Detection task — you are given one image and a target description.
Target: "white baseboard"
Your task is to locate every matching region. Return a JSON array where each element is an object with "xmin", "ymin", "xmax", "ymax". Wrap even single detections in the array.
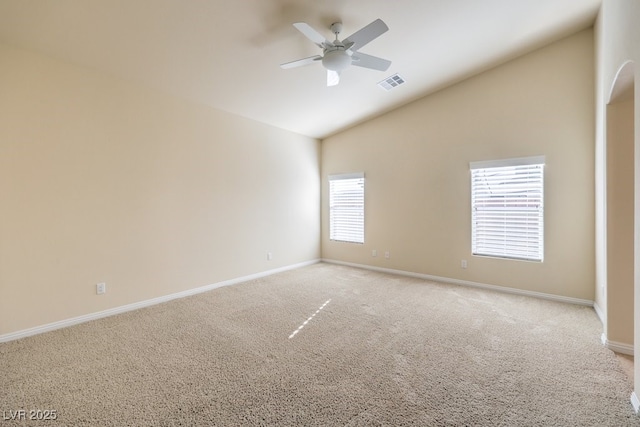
[
  {"xmin": 631, "ymin": 392, "xmax": 640, "ymax": 414},
  {"xmin": 322, "ymin": 258, "xmax": 594, "ymax": 307},
  {"xmin": 601, "ymin": 333, "xmax": 634, "ymax": 355},
  {"xmin": 0, "ymin": 259, "xmax": 320, "ymax": 344}
]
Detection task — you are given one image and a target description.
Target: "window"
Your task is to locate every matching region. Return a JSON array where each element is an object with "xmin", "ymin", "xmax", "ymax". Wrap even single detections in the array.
[
  {"xmin": 329, "ymin": 173, "xmax": 364, "ymax": 244},
  {"xmin": 470, "ymin": 156, "xmax": 544, "ymax": 262}
]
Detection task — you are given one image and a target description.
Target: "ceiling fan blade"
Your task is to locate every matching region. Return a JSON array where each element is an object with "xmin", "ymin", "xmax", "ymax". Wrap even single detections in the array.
[
  {"xmin": 327, "ymin": 70, "xmax": 340, "ymax": 86},
  {"xmin": 351, "ymin": 53, "xmax": 391, "ymax": 71},
  {"xmin": 293, "ymin": 22, "xmax": 333, "ymax": 49},
  {"xmin": 280, "ymin": 55, "xmax": 322, "ymax": 69},
  {"xmin": 343, "ymin": 19, "xmax": 388, "ymax": 52}
]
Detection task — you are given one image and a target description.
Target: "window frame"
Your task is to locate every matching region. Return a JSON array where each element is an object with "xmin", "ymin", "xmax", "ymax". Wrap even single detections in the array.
[
  {"xmin": 328, "ymin": 172, "xmax": 365, "ymax": 244},
  {"xmin": 470, "ymin": 156, "xmax": 545, "ymax": 262}
]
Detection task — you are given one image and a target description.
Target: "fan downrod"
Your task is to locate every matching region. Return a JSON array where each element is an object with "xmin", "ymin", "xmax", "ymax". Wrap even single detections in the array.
[{"xmin": 330, "ymin": 22, "xmax": 343, "ymax": 38}]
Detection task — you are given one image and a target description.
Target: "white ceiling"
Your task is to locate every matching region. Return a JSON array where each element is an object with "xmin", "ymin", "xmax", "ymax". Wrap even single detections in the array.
[{"xmin": 0, "ymin": 0, "xmax": 601, "ymax": 139}]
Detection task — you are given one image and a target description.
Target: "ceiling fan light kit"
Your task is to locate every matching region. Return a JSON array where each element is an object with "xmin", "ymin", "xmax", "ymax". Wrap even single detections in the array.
[
  {"xmin": 281, "ymin": 18, "xmax": 392, "ymax": 86},
  {"xmin": 322, "ymin": 49, "xmax": 351, "ymax": 71}
]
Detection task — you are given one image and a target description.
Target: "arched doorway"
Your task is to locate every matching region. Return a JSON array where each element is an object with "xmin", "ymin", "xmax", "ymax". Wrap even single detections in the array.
[
  {"xmin": 605, "ymin": 60, "xmax": 637, "ymax": 410},
  {"xmin": 605, "ymin": 60, "xmax": 635, "ymax": 354}
]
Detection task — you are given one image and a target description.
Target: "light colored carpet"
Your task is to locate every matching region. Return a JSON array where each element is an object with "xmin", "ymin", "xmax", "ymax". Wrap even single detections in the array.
[
  {"xmin": 616, "ymin": 353, "xmax": 635, "ymax": 383},
  {"xmin": 1, "ymin": 263, "xmax": 638, "ymax": 426}
]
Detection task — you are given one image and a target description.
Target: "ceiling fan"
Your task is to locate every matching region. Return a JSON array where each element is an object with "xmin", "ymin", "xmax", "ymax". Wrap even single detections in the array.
[{"xmin": 280, "ymin": 19, "xmax": 391, "ymax": 86}]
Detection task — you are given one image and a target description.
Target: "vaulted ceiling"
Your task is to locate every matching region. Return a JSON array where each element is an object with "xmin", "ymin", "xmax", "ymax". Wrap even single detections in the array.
[{"xmin": 0, "ymin": 0, "xmax": 601, "ymax": 139}]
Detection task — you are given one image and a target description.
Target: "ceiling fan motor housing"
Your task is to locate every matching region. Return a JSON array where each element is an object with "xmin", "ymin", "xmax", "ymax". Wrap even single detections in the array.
[{"xmin": 322, "ymin": 48, "xmax": 351, "ymax": 71}]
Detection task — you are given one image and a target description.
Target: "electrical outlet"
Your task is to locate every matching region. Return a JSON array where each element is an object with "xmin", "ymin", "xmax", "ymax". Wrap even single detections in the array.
[
  {"xmin": 267, "ymin": 252, "xmax": 272, "ymax": 261},
  {"xmin": 372, "ymin": 249, "xmax": 377, "ymax": 257},
  {"xmin": 461, "ymin": 259, "xmax": 468, "ymax": 269},
  {"xmin": 384, "ymin": 251, "xmax": 390, "ymax": 259},
  {"xmin": 96, "ymin": 282, "xmax": 106, "ymax": 295}
]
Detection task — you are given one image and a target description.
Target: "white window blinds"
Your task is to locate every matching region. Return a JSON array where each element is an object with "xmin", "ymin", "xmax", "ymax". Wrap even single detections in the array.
[
  {"xmin": 329, "ymin": 173, "xmax": 365, "ymax": 244},
  {"xmin": 470, "ymin": 156, "xmax": 544, "ymax": 262}
]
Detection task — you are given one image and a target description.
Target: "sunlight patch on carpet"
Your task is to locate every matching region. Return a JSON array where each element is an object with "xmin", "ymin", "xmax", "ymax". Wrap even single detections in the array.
[{"xmin": 288, "ymin": 299, "xmax": 331, "ymax": 339}]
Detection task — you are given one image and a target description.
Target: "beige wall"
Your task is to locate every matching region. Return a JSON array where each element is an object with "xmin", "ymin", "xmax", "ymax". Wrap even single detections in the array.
[
  {"xmin": 606, "ymin": 97, "xmax": 634, "ymax": 345},
  {"xmin": 322, "ymin": 29, "xmax": 595, "ymax": 301},
  {"xmin": 0, "ymin": 43, "xmax": 321, "ymax": 336}
]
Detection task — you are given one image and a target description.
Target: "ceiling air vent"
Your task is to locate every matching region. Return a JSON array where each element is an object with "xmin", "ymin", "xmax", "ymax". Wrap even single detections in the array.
[{"xmin": 378, "ymin": 74, "xmax": 405, "ymax": 91}]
